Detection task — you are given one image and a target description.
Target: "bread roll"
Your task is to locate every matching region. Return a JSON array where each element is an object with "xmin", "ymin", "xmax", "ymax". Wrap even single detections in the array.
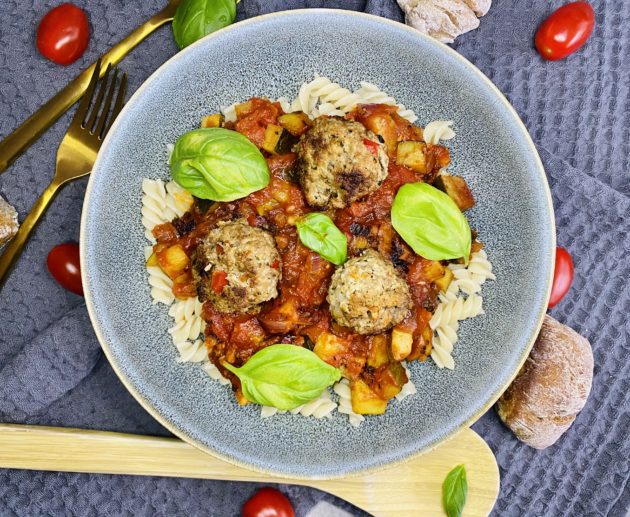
[
  {"xmin": 496, "ymin": 315, "xmax": 593, "ymax": 449},
  {"xmin": 398, "ymin": 0, "xmax": 490, "ymax": 43},
  {"xmin": 0, "ymin": 195, "xmax": 18, "ymax": 246}
]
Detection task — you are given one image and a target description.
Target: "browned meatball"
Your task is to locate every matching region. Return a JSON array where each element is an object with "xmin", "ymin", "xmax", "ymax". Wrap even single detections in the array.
[
  {"xmin": 193, "ymin": 220, "xmax": 281, "ymax": 314},
  {"xmin": 327, "ymin": 249, "xmax": 412, "ymax": 335},
  {"xmin": 295, "ymin": 117, "xmax": 388, "ymax": 209}
]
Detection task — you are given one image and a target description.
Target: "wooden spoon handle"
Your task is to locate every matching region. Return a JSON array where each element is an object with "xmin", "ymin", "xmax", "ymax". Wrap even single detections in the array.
[{"xmin": 0, "ymin": 424, "xmax": 498, "ymax": 517}]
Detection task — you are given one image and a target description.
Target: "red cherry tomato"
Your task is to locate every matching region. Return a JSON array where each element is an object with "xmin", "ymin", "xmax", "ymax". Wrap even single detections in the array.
[
  {"xmin": 549, "ymin": 246, "xmax": 574, "ymax": 308},
  {"xmin": 36, "ymin": 3, "xmax": 89, "ymax": 65},
  {"xmin": 47, "ymin": 242, "xmax": 84, "ymax": 296},
  {"xmin": 242, "ymin": 487, "xmax": 295, "ymax": 517},
  {"xmin": 535, "ymin": 2, "xmax": 595, "ymax": 61}
]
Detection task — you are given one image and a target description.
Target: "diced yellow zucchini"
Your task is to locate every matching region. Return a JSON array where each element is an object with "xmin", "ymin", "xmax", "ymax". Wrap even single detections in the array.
[
  {"xmin": 434, "ymin": 174, "xmax": 476, "ymax": 211},
  {"xmin": 421, "ymin": 260, "xmax": 445, "ymax": 283},
  {"xmin": 261, "ymin": 124, "xmax": 298, "ymax": 154},
  {"xmin": 201, "ymin": 113, "xmax": 224, "ymax": 128},
  {"xmin": 234, "ymin": 100, "xmax": 254, "ymax": 118},
  {"xmin": 157, "ymin": 244, "xmax": 190, "ymax": 279},
  {"xmin": 351, "ymin": 379, "xmax": 387, "ymax": 415},
  {"xmin": 367, "ymin": 335, "xmax": 389, "ymax": 368},
  {"xmin": 374, "ymin": 362, "xmax": 407, "ymax": 400},
  {"xmin": 313, "ymin": 332, "xmax": 347, "ymax": 363},
  {"xmin": 396, "ymin": 141, "xmax": 427, "ymax": 173},
  {"xmin": 434, "ymin": 268, "xmax": 454, "ymax": 293},
  {"xmin": 278, "ymin": 112, "xmax": 310, "ymax": 136},
  {"xmin": 146, "ymin": 252, "xmax": 159, "ymax": 267},
  {"xmin": 409, "ymin": 326, "xmax": 433, "ymax": 362},
  {"xmin": 391, "ymin": 329, "xmax": 413, "ymax": 361}
]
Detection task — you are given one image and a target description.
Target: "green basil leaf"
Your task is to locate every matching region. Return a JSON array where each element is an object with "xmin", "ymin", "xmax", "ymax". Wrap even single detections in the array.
[
  {"xmin": 442, "ymin": 464, "xmax": 468, "ymax": 517},
  {"xmin": 170, "ymin": 128, "xmax": 270, "ymax": 202},
  {"xmin": 391, "ymin": 182, "xmax": 471, "ymax": 263},
  {"xmin": 172, "ymin": 0, "xmax": 236, "ymax": 50},
  {"xmin": 296, "ymin": 213, "xmax": 347, "ymax": 265},
  {"xmin": 222, "ymin": 344, "xmax": 341, "ymax": 410}
]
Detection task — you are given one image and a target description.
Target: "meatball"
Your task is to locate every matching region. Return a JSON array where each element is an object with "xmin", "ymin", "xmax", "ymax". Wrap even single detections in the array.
[
  {"xmin": 295, "ymin": 117, "xmax": 389, "ymax": 209},
  {"xmin": 193, "ymin": 220, "xmax": 281, "ymax": 314},
  {"xmin": 327, "ymin": 249, "xmax": 412, "ymax": 335}
]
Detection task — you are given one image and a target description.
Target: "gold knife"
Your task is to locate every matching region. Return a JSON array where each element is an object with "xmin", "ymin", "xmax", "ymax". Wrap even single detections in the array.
[{"xmin": 0, "ymin": 0, "xmax": 180, "ymax": 174}]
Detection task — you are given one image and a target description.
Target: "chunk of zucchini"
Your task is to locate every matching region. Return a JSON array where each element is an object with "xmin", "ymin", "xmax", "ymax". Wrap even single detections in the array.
[
  {"xmin": 278, "ymin": 112, "xmax": 310, "ymax": 136},
  {"xmin": 313, "ymin": 332, "xmax": 348, "ymax": 364},
  {"xmin": 396, "ymin": 141, "xmax": 427, "ymax": 173},
  {"xmin": 262, "ymin": 124, "xmax": 298, "ymax": 154},
  {"xmin": 373, "ymin": 362, "xmax": 407, "ymax": 400},
  {"xmin": 421, "ymin": 260, "xmax": 445, "ymax": 283},
  {"xmin": 234, "ymin": 100, "xmax": 254, "ymax": 118},
  {"xmin": 434, "ymin": 267, "xmax": 454, "ymax": 293},
  {"xmin": 351, "ymin": 379, "xmax": 387, "ymax": 415},
  {"xmin": 367, "ymin": 334, "xmax": 389, "ymax": 368},
  {"xmin": 201, "ymin": 113, "xmax": 224, "ymax": 128},
  {"xmin": 433, "ymin": 174, "xmax": 476, "ymax": 211},
  {"xmin": 391, "ymin": 329, "xmax": 413, "ymax": 362}
]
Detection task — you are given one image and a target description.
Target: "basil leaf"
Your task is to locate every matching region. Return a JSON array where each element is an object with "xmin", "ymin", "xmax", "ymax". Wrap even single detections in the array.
[
  {"xmin": 172, "ymin": 0, "xmax": 236, "ymax": 50},
  {"xmin": 442, "ymin": 464, "xmax": 468, "ymax": 517},
  {"xmin": 222, "ymin": 344, "xmax": 341, "ymax": 410},
  {"xmin": 296, "ymin": 213, "xmax": 347, "ymax": 265},
  {"xmin": 391, "ymin": 182, "xmax": 471, "ymax": 263},
  {"xmin": 170, "ymin": 128, "xmax": 270, "ymax": 202}
]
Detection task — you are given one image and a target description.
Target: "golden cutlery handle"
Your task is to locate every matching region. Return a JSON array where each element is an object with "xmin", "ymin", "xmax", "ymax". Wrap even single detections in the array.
[
  {"xmin": 0, "ymin": 180, "xmax": 62, "ymax": 286},
  {"xmin": 0, "ymin": 3, "xmax": 178, "ymax": 174}
]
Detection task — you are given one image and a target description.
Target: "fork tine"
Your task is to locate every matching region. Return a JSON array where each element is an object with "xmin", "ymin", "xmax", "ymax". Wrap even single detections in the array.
[
  {"xmin": 94, "ymin": 69, "xmax": 120, "ymax": 139},
  {"xmin": 84, "ymin": 63, "xmax": 112, "ymax": 132},
  {"xmin": 106, "ymin": 73, "xmax": 128, "ymax": 136},
  {"xmin": 71, "ymin": 59, "xmax": 102, "ymax": 127}
]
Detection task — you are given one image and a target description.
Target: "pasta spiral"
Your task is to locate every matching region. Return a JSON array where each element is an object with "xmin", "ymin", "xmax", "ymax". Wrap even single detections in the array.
[
  {"xmin": 260, "ymin": 389, "xmax": 337, "ymax": 419},
  {"xmin": 423, "ymin": 120, "xmax": 456, "ymax": 145},
  {"xmin": 430, "ymin": 250, "xmax": 494, "ymax": 369}
]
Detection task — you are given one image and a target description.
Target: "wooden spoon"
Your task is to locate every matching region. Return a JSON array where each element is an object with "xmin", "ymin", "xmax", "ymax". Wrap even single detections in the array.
[{"xmin": 0, "ymin": 424, "xmax": 498, "ymax": 516}]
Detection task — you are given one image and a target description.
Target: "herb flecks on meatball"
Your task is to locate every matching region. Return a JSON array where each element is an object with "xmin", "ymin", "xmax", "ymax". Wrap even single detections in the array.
[
  {"xmin": 327, "ymin": 249, "xmax": 412, "ymax": 335},
  {"xmin": 295, "ymin": 117, "xmax": 388, "ymax": 209},
  {"xmin": 193, "ymin": 220, "xmax": 281, "ymax": 314}
]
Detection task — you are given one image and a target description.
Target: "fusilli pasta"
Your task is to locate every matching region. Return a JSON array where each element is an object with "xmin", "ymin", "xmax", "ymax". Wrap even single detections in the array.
[
  {"xmin": 395, "ymin": 362, "xmax": 418, "ymax": 402},
  {"xmin": 429, "ymin": 250, "xmax": 494, "ymax": 369},
  {"xmin": 423, "ymin": 120, "xmax": 456, "ymax": 144},
  {"xmin": 260, "ymin": 389, "xmax": 337, "ymax": 419},
  {"xmin": 334, "ymin": 379, "xmax": 365, "ymax": 427}
]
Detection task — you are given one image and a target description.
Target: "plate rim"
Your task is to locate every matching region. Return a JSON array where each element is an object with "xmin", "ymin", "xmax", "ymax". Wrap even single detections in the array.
[{"xmin": 80, "ymin": 8, "xmax": 556, "ymax": 480}]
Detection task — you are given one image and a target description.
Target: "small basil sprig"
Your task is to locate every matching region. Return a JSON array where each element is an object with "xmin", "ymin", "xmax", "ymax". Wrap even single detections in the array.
[
  {"xmin": 442, "ymin": 464, "xmax": 468, "ymax": 517},
  {"xmin": 172, "ymin": 0, "xmax": 237, "ymax": 50},
  {"xmin": 391, "ymin": 182, "xmax": 471, "ymax": 263},
  {"xmin": 296, "ymin": 213, "xmax": 347, "ymax": 265},
  {"xmin": 222, "ymin": 344, "xmax": 341, "ymax": 410},
  {"xmin": 170, "ymin": 128, "xmax": 270, "ymax": 202}
]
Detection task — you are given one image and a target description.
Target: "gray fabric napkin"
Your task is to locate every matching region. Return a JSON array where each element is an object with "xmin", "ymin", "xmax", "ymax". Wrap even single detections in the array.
[{"xmin": 1, "ymin": 0, "xmax": 628, "ymax": 515}]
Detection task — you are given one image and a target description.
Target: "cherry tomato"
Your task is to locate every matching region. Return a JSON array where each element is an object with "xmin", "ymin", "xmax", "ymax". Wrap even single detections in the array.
[
  {"xmin": 36, "ymin": 3, "xmax": 90, "ymax": 65},
  {"xmin": 242, "ymin": 487, "xmax": 295, "ymax": 517},
  {"xmin": 47, "ymin": 242, "xmax": 84, "ymax": 296},
  {"xmin": 535, "ymin": 2, "xmax": 594, "ymax": 61},
  {"xmin": 549, "ymin": 246, "xmax": 574, "ymax": 308}
]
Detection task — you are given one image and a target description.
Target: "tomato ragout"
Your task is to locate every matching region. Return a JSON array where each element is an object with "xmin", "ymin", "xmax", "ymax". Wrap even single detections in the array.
[{"xmin": 151, "ymin": 98, "xmax": 470, "ymax": 414}]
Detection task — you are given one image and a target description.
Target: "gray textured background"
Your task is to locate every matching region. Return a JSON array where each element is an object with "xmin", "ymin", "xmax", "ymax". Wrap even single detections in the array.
[{"xmin": 0, "ymin": 1, "xmax": 628, "ymax": 516}]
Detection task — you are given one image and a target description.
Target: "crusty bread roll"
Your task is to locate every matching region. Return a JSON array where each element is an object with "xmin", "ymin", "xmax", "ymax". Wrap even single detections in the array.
[
  {"xmin": 398, "ymin": 0, "xmax": 490, "ymax": 43},
  {"xmin": 496, "ymin": 315, "xmax": 593, "ymax": 449},
  {"xmin": 0, "ymin": 195, "xmax": 18, "ymax": 246}
]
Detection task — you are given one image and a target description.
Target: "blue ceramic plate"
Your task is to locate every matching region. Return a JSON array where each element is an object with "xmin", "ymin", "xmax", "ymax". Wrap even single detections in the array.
[{"xmin": 81, "ymin": 10, "xmax": 554, "ymax": 478}]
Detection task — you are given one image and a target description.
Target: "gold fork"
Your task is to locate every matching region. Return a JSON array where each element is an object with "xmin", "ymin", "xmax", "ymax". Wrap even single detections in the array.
[{"xmin": 0, "ymin": 60, "xmax": 127, "ymax": 287}]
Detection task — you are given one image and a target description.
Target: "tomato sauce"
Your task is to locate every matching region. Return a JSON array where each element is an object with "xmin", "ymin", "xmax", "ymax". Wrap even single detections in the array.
[{"xmin": 152, "ymin": 99, "xmax": 452, "ymax": 403}]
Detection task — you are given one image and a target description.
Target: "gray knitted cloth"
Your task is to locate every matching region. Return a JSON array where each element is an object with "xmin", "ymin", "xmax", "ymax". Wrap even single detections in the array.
[{"xmin": 0, "ymin": 1, "xmax": 628, "ymax": 515}]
